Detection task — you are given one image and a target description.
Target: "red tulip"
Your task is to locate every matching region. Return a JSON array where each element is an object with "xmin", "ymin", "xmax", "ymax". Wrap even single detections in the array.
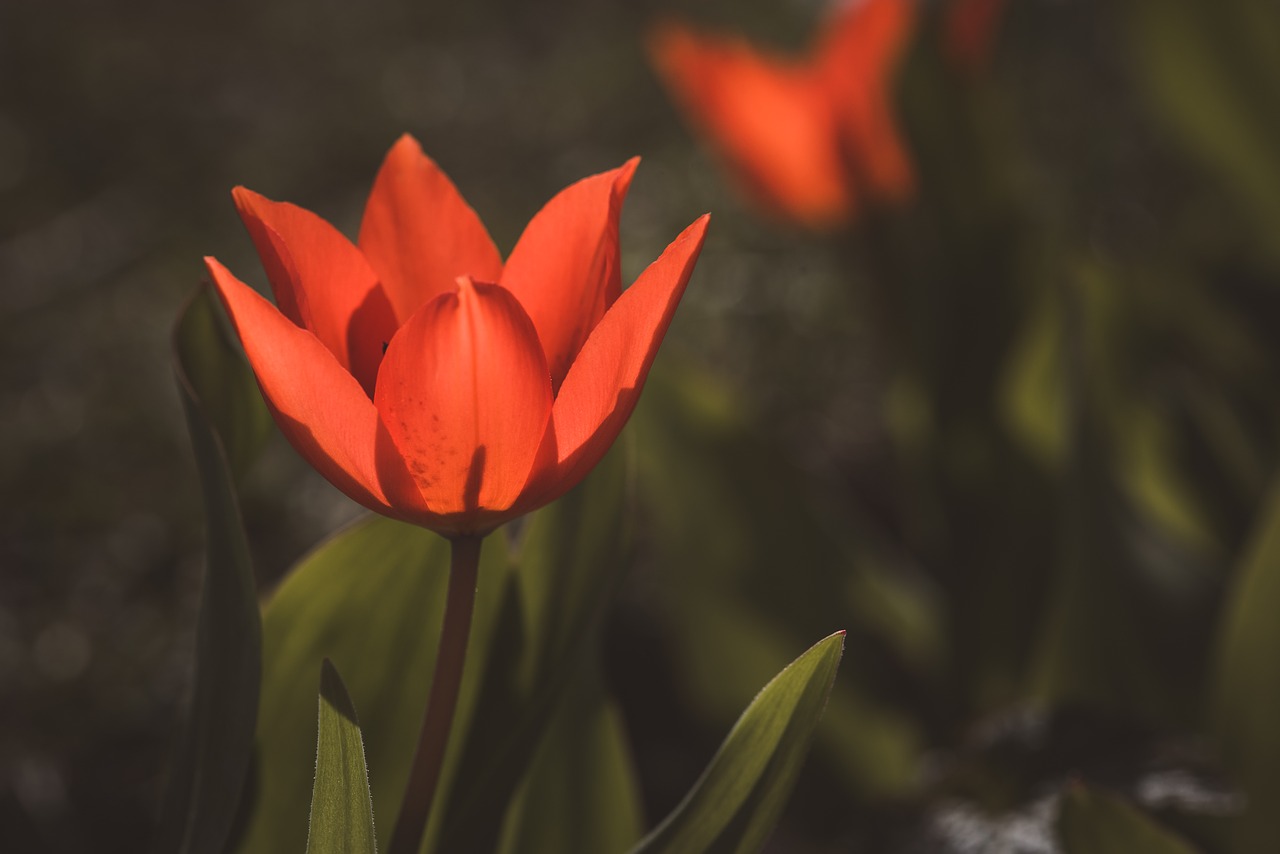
[
  {"xmin": 648, "ymin": 0, "xmax": 915, "ymax": 229},
  {"xmin": 205, "ymin": 135, "xmax": 708, "ymax": 537}
]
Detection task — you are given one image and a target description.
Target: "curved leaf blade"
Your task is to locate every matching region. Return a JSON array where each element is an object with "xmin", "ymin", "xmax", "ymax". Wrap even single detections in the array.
[
  {"xmin": 237, "ymin": 518, "xmax": 510, "ymax": 854},
  {"xmin": 306, "ymin": 660, "xmax": 378, "ymax": 854},
  {"xmin": 154, "ymin": 287, "xmax": 264, "ymax": 854},
  {"xmin": 498, "ymin": 672, "xmax": 643, "ymax": 854},
  {"xmin": 629, "ymin": 631, "xmax": 845, "ymax": 854},
  {"xmin": 1212, "ymin": 478, "xmax": 1280, "ymax": 851},
  {"xmin": 171, "ymin": 284, "xmax": 273, "ymax": 481}
]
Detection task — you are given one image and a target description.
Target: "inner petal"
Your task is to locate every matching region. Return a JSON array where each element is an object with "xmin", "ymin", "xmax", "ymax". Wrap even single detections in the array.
[{"xmin": 373, "ymin": 277, "xmax": 552, "ymax": 518}]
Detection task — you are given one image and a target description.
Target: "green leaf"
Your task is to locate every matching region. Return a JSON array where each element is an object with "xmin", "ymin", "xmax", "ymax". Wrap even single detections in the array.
[
  {"xmin": 237, "ymin": 518, "xmax": 510, "ymax": 854},
  {"xmin": 1126, "ymin": 0, "xmax": 1280, "ymax": 249},
  {"xmin": 629, "ymin": 631, "xmax": 845, "ymax": 854},
  {"xmin": 306, "ymin": 660, "xmax": 377, "ymax": 854},
  {"xmin": 170, "ymin": 284, "xmax": 272, "ymax": 482},
  {"xmin": 497, "ymin": 671, "xmax": 643, "ymax": 854},
  {"xmin": 154, "ymin": 287, "xmax": 263, "ymax": 854},
  {"xmin": 240, "ymin": 449, "xmax": 634, "ymax": 854},
  {"xmin": 1058, "ymin": 784, "xmax": 1197, "ymax": 854},
  {"xmin": 1212, "ymin": 477, "xmax": 1280, "ymax": 852},
  {"xmin": 635, "ymin": 367, "xmax": 925, "ymax": 797}
]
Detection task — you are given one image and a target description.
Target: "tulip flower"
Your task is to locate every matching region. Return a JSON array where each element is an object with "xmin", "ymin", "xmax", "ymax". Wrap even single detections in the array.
[
  {"xmin": 648, "ymin": 0, "xmax": 915, "ymax": 229},
  {"xmin": 204, "ymin": 134, "xmax": 708, "ymax": 539},
  {"xmin": 204, "ymin": 134, "xmax": 708, "ymax": 854}
]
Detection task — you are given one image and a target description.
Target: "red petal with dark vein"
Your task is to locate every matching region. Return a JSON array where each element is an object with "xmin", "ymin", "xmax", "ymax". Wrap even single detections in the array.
[{"xmin": 374, "ymin": 277, "xmax": 552, "ymax": 525}]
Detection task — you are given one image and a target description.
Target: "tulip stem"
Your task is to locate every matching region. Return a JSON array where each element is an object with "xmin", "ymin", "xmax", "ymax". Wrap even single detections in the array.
[{"xmin": 388, "ymin": 534, "xmax": 482, "ymax": 854}]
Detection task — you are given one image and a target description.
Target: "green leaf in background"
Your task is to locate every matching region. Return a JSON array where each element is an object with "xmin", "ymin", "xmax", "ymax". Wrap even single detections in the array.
[
  {"xmin": 629, "ymin": 631, "xmax": 845, "ymax": 854},
  {"xmin": 1057, "ymin": 784, "xmax": 1196, "ymax": 854},
  {"xmin": 497, "ymin": 671, "xmax": 643, "ymax": 854},
  {"xmin": 635, "ymin": 366, "xmax": 926, "ymax": 799},
  {"xmin": 154, "ymin": 287, "xmax": 264, "ymax": 854},
  {"xmin": 1126, "ymin": 0, "xmax": 1280, "ymax": 252},
  {"xmin": 1212, "ymin": 477, "xmax": 1280, "ymax": 853},
  {"xmin": 306, "ymin": 660, "xmax": 377, "ymax": 854}
]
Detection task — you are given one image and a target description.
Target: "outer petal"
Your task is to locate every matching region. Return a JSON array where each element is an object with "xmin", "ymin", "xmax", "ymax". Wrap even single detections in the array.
[
  {"xmin": 523, "ymin": 214, "xmax": 709, "ymax": 507},
  {"xmin": 816, "ymin": 0, "xmax": 916, "ymax": 203},
  {"xmin": 358, "ymin": 134, "xmax": 504, "ymax": 324},
  {"xmin": 232, "ymin": 187, "xmax": 395, "ymax": 396},
  {"xmin": 374, "ymin": 277, "xmax": 552, "ymax": 527},
  {"xmin": 500, "ymin": 158, "xmax": 639, "ymax": 391},
  {"xmin": 204, "ymin": 256, "xmax": 424, "ymax": 518},
  {"xmin": 648, "ymin": 24, "xmax": 852, "ymax": 228}
]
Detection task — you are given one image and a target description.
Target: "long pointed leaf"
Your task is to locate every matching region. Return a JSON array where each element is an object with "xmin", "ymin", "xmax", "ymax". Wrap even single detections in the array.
[
  {"xmin": 306, "ymin": 660, "xmax": 378, "ymax": 854},
  {"xmin": 629, "ymin": 631, "xmax": 845, "ymax": 854},
  {"xmin": 154, "ymin": 287, "xmax": 265, "ymax": 854}
]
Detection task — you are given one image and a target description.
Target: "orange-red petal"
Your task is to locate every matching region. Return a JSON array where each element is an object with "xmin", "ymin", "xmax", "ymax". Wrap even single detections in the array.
[
  {"xmin": 374, "ymin": 277, "xmax": 552, "ymax": 526},
  {"xmin": 501, "ymin": 158, "xmax": 638, "ymax": 391},
  {"xmin": 527, "ymin": 214, "xmax": 709, "ymax": 505},
  {"xmin": 648, "ymin": 24, "xmax": 853, "ymax": 229},
  {"xmin": 231, "ymin": 187, "xmax": 394, "ymax": 396},
  {"xmin": 204, "ymin": 256, "xmax": 424, "ymax": 518},
  {"xmin": 816, "ymin": 0, "xmax": 916, "ymax": 203},
  {"xmin": 358, "ymin": 134, "xmax": 504, "ymax": 325}
]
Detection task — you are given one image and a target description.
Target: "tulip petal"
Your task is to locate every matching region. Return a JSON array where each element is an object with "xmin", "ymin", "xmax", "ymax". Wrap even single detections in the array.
[
  {"xmin": 231, "ymin": 188, "xmax": 395, "ymax": 396},
  {"xmin": 374, "ymin": 277, "xmax": 552, "ymax": 524},
  {"xmin": 501, "ymin": 159, "xmax": 638, "ymax": 391},
  {"xmin": 204, "ymin": 257, "xmax": 424, "ymax": 518},
  {"xmin": 359, "ymin": 135, "xmax": 504, "ymax": 324},
  {"xmin": 816, "ymin": 0, "xmax": 916, "ymax": 202},
  {"xmin": 648, "ymin": 25, "xmax": 852, "ymax": 228},
  {"xmin": 529, "ymin": 214, "xmax": 708, "ymax": 504}
]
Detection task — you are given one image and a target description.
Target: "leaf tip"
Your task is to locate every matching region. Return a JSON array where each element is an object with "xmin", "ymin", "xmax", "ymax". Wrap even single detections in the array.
[{"xmin": 319, "ymin": 658, "xmax": 360, "ymax": 724}]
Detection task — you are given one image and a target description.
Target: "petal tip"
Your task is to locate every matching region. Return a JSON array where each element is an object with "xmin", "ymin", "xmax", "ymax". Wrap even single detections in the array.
[
  {"xmin": 685, "ymin": 212, "xmax": 712, "ymax": 241},
  {"xmin": 619, "ymin": 155, "xmax": 641, "ymax": 180},
  {"xmin": 230, "ymin": 185, "xmax": 262, "ymax": 207},
  {"xmin": 202, "ymin": 255, "xmax": 230, "ymax": 278},
  {"xmin": 386, "ymin": 133, "xmax": 432, "ymax": 168},
  {"xmin": 390, "ymin": 132, "xmax": 424, "ymax": 155},
  {"xmin": 230, "ymin": 186, "xmax": 276, "ymax": 224}
]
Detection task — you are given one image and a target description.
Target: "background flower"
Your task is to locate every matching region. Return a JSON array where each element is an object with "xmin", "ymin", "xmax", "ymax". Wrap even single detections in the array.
[{"xmin": 648, "ymin": 0, "xmax": 915, "ymax": 228}]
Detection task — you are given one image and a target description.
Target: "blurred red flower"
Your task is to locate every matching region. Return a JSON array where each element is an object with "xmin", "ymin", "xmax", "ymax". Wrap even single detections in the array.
[
  {"xmin": 205, "ymin": 135, "xmax": 708, "ymax": 536},
  {"xmin": 944, "ymin": 0, "xmax": 1008, "ymax": 73},
  {"xmin": 649, "ymin": 0, "xmax": 916, "ymax": 229}
]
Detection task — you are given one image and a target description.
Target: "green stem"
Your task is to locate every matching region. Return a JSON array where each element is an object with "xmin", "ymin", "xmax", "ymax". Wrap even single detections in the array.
[{"xmin": 388, "ymin": 534, "xmax": 482, "ymax": 854}]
